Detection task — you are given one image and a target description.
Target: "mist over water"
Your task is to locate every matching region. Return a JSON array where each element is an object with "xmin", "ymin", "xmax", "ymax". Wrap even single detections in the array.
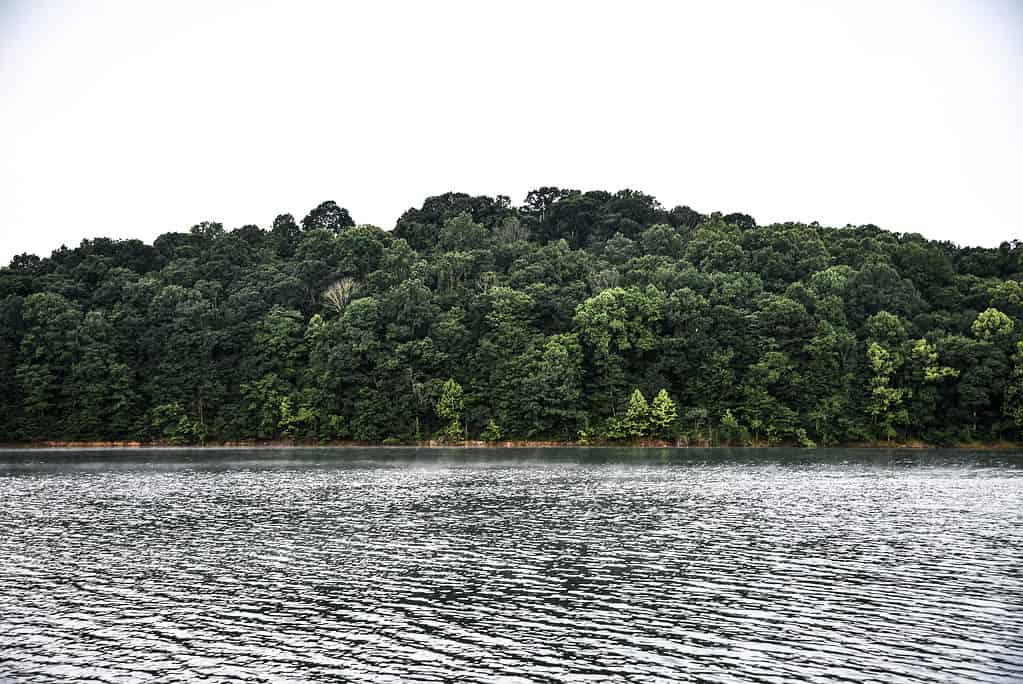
[{"xmin": 1, "ymin": 448, "xmax": 1021, "ymax": 682}]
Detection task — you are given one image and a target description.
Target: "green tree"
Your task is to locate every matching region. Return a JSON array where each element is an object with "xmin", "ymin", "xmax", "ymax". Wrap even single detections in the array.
[
  {"xmin": 436, "ymin": 378, "xmax": 465, "ymax": 441},
  {"xmin": 649, "ymin": 389, "xmax": 677, "ymax": 438},
  {"xmin": 440, "ymin": 212, "xmax": 487, "ymax": 252},
  {"xmin": 302, "ymin": 200, "xmax": 355, "ymax": 233},
  {"xmin": 623, "ymin": 389, "xmax": 650, "ymax": 439},
  {"xmin": 67, "ymin": 311, "xmax": 137, "ymax": 439},
  {"xmin": 573, "ymin": 286, "xmax": 663, "ymax": 417},
  {"xmin": 239, "ymin": 374, "xmax": 286, "ymax": 440},
  {"xmin": 15, "ymin": 293, "xmax": 82, "ymax": 440},
  {"xmin": 904, "ymin": 337, "xmax": 958, "ymax": 439},
  {"xmin": 972, "ymin": 307, "xmax": 1014, "ymax": 345},
  {"xmin": 270, "ymin": 213, "xmax": 301, "ymax": 257},
  {"xmin": 1003, "ymin": 341, "xmax": 1023, "ymax": 434},
  {"xmin": 520, "ymin": 333, "xmax": 586, "ymax": 438},
  {"xmin": 148, "ymin": 402, "xmax": 201, "ymax": 445},
  {"xmin": 865, "ymin": 342, "xmax": 908, "ymax": 441},
  {"xmin": 720, "ymin": 409, "xmax": 743, "ymax": 445},
  {"xmin": 481, "ymin": 419, "xmax": 502, "ymax": 442}
]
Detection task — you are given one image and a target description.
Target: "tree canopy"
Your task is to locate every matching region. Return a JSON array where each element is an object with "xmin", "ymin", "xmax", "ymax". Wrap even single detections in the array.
[{"xmin": 2, "ymin": 189, "xmax": 1021, "ymax": 446}]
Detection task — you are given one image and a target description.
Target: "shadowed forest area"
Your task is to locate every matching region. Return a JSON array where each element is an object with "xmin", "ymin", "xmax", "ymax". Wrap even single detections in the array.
[{"xmin": 2, "ymin": 189, "xmax": 1022, "ymax": 446}]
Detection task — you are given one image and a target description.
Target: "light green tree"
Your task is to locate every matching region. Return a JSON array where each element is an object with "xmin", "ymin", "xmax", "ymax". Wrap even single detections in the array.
[
  {"xmin": 866, "ymin": 342, "xmax": 908, "ymax": 441},
  {"xmin": 904, "ymin": 338, "xmax": 958, "ymax": 437},
  {"xmin": 481, "ymin": 419, "xmax": 503, "ymax": 442},
  {"xmin": 972, "ymin": 307, "xmax": 1014, "ymax": 344},
  {"xmin": 623, "ymin": 389, "xmax": 650, "ymax": 439},
  {"xmin": 911, "ymin": 338, "xmax": 958, "ymax": 383},
  {"xmin": 278, "ymin": 396, "xmax": 319, "ymax": 440},
  {"xmin": 149, "ymin": 402, "xmax": 201, "ymax": 445},
  {"xmin": 436, "ymin": 378, "xmax": 465, "ymax": 441},
  {"xmin": 649, "ymin": 389, "xmax": 677, "ymax": 438},
  {"xmin": 720, "ymin": 409, "xmax": 742, "ymax": 445}
]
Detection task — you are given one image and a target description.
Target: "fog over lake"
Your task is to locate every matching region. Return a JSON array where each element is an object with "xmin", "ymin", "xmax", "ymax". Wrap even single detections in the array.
[{"xmin": 1, "ymin": 448, "xmax": 1021, "ymax": 682}]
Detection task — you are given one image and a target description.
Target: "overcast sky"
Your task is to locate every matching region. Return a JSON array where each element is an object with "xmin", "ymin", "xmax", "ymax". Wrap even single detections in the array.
[{"xmin": 1, "ymin": 1, "xmax": 1020, "ymax": 263}]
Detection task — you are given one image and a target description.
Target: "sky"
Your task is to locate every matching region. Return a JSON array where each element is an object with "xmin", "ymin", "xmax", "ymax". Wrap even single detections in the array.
[{"xmin": 0, "ymin": 0, "xmax": 1021, "ymax": 263}]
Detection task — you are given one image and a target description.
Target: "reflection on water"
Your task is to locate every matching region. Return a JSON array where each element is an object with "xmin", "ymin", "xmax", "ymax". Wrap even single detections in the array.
[{"xmin": 1, "ymin": 448, "xmax": 1022, "ymax": 682}]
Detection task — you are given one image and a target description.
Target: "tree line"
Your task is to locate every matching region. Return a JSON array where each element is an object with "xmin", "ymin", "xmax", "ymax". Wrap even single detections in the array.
[{"xmin": 2, "ymin": 189, "xmax": 1022, "ymax": 446}]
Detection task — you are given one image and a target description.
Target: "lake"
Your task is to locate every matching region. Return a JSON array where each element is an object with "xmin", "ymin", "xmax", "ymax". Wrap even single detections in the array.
[{"xmin": 1, "ymin": 447, "xmax": 1021, "ymax": 682}]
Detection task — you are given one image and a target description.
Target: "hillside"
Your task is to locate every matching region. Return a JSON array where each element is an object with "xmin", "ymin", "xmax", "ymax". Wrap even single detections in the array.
[{"xmin": 2, "ymin": 189, "xmax": 1021, "ymax": 446}]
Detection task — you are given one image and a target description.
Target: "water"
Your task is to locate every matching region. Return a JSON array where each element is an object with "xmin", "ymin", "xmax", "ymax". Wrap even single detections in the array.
[{"xmin": 1, "ymin": 448, "xmax": 1021, "ymax": 683}]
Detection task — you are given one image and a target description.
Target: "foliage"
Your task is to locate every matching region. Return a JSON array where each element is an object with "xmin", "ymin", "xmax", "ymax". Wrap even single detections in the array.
[
  {"xmin": 623, "ymin": 389, "xmax": 650, "ymax": 438},
  {"xmin": 2, "ymin": 191, "xmax": 1021, "ymax": 446},
  {"xmin": 436, "ymin": 379, "xmax": 464, "ymax": 421},
  {"xmin": 481, "ymin": 419, "xmax": 503, "ymax": 442},
  {"xmin": 650, "ymin": 389, "xmax": 677, "ymax": 438},
  {"xmin": 865, "ymin": 342, "xmax": 908, "ymax": 441},
  {"xmin": 720, "ymin": 409, "xmax": 743, "ymax": 445},
  {"xmin": 436, "ymin": 378, "xmax": 464, "ymax": 442},
  {"xmin": 972, "ymin": 307, "xmax": 1014, "ymax": 344}
]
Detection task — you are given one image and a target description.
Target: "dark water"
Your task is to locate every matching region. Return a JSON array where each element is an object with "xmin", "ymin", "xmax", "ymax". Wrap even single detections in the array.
[{"xmin": 1, "ymin": 448, "xmax": 1022, "ymax": 683}]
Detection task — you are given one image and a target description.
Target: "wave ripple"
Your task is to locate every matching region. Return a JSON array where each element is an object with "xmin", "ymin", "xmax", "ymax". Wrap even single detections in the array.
[{"xmin": 1, "ymin": 449, "xmax": 1022, "ymax": 682}]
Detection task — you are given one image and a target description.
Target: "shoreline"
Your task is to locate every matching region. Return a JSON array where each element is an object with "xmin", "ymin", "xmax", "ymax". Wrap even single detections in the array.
[{"xmin": 2, "ymin": 440, "xmax": 1022, "ymax": 451}]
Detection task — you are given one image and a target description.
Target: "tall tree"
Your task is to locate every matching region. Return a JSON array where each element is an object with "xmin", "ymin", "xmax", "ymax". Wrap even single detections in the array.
[
  {"xmin": 302, "ymin": 200, "xmax": 355, "ymax": 234},
  {"xmin": 650, "ymin": 389, "xmax": 677, "ymax": 438}
]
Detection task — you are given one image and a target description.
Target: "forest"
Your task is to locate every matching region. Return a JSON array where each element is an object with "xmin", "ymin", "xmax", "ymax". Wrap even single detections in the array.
[{"xmin": 2, "ymin": 188, "xmax": 1022, "ymax": 446}]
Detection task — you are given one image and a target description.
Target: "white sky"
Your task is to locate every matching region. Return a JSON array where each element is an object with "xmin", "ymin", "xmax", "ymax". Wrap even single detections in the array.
[{"xmin": 1, "ymin": 0, "xmax": 1020, "ymax": 264}]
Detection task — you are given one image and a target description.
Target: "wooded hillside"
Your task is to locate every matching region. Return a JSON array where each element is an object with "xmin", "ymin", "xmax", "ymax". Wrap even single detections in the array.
[{"xmin": 2, "ymin": 189, "xmax": 1021, "ymax": 445}]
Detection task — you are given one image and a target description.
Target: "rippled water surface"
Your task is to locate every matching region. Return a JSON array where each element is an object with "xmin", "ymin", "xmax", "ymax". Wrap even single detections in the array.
[{"xmin": 1, "ymin": 448, "xmax": 1022, "ymax": 682}]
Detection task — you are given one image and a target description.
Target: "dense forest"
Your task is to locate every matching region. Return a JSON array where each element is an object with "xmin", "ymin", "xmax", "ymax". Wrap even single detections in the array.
[{"xmin": 2, "ymin": 189, "xmax": 1022, "ymax": 446}]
